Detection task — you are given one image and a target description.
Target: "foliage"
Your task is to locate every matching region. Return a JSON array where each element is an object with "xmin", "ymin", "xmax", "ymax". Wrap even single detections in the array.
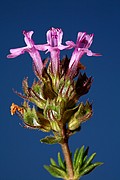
[{"xmin": 44, "ymin": 147, "xmax": 103, "ymax": 179}]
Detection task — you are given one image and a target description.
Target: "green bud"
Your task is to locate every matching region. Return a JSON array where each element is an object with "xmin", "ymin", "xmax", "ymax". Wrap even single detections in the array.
[
  {"xmin": 22, "ymin": 78, "xmax": 46, "ymax": 109},
  {"xmin": 77, "ymin": 101, "xmax": 92, "ymax": 123},
  {"xmin": 58, "ymin": 78, "xmax": 74, "ymax": 100},
  {"xmin": 22, "ymin": 103, "xmax": 51, "ymax": 132},
  {"xmin": 50, "ymin": 120, "xmax": 61, "ymax": 132},
  {"xmin": 62, "ymin": 105, "xmax": 78, "ymax": 124},
  {"xmin": 37, "ymin": 111, "xmax": 51, "ymax": 132},
  {"xmin": 23, "ymin": 106, "xmax": 40, "ymax": 126},
  {"xmin": 42, "ymin": 68, "xmax": 57, "ymax": 99},
  {"xmin": 68, "ymin": 117, "xmax": 80, "ymax": 131},
  {"xmin": 44, "ymin": 99, "xmax": 61, "ymax": 121},
  {"xmin": 68, "ymin": 101, "xmax": 92, "ymax": 131}
]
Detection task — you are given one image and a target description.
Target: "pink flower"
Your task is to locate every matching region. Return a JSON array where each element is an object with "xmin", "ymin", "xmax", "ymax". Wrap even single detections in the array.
[
  {"xmin": 66, "ymin": 32, "xmax": 101, "ymax": 77},
  {"xmin": 7, "ymin": 31, "xmax": 43, "ymax": 76},
  {"xmin": 35, "ymin": 27, "xmax": 69, "ymax": 74}
]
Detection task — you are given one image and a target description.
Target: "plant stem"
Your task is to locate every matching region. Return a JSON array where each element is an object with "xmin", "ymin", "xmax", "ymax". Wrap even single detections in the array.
[{"xmin": 60, "ymin": 126, "xmax": 74, "ymax": 180}]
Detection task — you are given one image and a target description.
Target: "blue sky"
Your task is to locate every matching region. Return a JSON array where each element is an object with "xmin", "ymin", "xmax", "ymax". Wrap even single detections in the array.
[{"xmin": 0, "ymin": 0, "xmax": 120, "ymax": 179}]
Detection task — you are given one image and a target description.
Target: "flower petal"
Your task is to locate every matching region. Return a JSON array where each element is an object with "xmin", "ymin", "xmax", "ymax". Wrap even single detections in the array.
[
  {"xmin": 65, "ymin": 41, "xmax": 76, "ymax": 49},
  {"xmin": 46, "ymin": 27, "xmax": 63, "ymax": 47},
  {"xmin": 77, "ymin": 32, "xmax": 86, "ymax": 44},
  {"xmin": 35, "ymin": 44, "xmax": 49, "ymax": 51},
  {"xmin": 23, "ymin": 30, "xmax": 34, "ymax": 48},
  {"xmin": 7, "ymin": 47, "xmax": 26, "ymax": 58}
]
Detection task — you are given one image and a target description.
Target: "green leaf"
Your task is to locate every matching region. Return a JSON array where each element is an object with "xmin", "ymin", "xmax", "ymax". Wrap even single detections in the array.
[
  {"xmin": 79, "ymin": 162, "xmax": 103, "ymax": 176},
  {"xmin": 73, "ymin": 146, "xmax": 103, "ymax": 179},
  {"xmin": 76, "ymin": 146, "xmax": 85, "ymax": 170},
  {"xmin": 50, "ymin": 158, "xmax": 57, "ymax": 166},
  {"xmin": 73, "ymin": 148, "xmax": 79, "ymax": 168},
  {"xmin": 44, "ymin": 165, "xmax": 67, "ymax": 179},
  {"xmin": 40, "ymin": 136, "xmax": 62, "ymax": 144},
  {"xmin": 82, "ymin": 153, "xmax": 96, "ymax": 169},
  {"xmin": 83, "ymin": 146, "xmax": 89, "ymax": 163},
  {"xmin": 58, "ymin": 152, "xmax": 66, "ymax": 170}
]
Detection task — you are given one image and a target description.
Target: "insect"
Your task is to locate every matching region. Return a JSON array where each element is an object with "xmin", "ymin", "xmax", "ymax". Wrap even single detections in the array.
[{"xmin": 10, "ymin": 103, "xmax": 24, "ymax": 115}]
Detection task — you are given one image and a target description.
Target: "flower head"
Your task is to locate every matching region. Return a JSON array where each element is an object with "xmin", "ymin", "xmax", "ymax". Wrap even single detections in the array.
[
  {"xmin": 7, "ymin": 31, "xmax": 43, "ymax": 76},
  {"xmin": 46, "ymin": 27, "xmax": 63, "ymax": 47},
  {"xmin": 36, "ymin": 27, "xmax": 70, "ymax": 75},
  {"xmin": 66, "ymin": 32, "xmax": 101, "ymax": 77}
]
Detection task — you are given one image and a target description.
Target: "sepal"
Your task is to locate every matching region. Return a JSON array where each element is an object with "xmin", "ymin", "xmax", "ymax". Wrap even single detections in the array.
[
  {"xmin": 22, "ymin": 103, "xmax": 51, "ymax": 132},
  {"xmin": 75, "ymin": 73, "xmax": 93, "ymax": 98},
  {"xmin": 10, "ymin": 102, "xmax": 51, "ymax": 132},
  {"xmin": 62, "ymin": 105, "xmax": 78, "ymax": 125},
  {"xmin": 42, "ymin": 68, "xmax": 58, "ymax": 99},
  {"xmin": 22, "ymin": 78, "xmax": 46, "ymax": 109},
  {"xmin": 68, "ymin": 101, "xmax": 92, "ymax": 131},
  {"xmin": 50, "ymin": 120, "xmax": 61, "ymax": 132},
  {"xmin": 68, "ymin": 73, "xmax": 93, "ymax": 105},
  {"xmin": 58, "ymin": 78, "xmax": 74, "ymax": 101},
  {"xmin": 44, "ymin": 99, "xmax": 61, "ymax": 121},
  {"xmin": 23, "ymin": 105, "xmax": 39, "ymax": 126}
]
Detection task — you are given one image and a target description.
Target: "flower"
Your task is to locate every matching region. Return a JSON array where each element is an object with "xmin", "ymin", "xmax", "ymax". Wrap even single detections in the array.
[
  {"xmin": 66, "ymin": 32, "xmax": 101, "ymax": 77},
  {"xmin": 35, "ymin": 27, "xmax": 70, "ymax": 74},
  {"xmin": 7, "ymin": 31, "xmax": 43, "ymax": 76}
]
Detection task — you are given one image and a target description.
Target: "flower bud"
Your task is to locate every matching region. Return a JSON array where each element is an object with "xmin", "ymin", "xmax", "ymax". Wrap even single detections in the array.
[
  {"xmin": 68, "ymin": 117, "xmax": 80, "ymax": 131},
  {"xmin": 68, "ymin": 101, "xmax": 92, "ymax": 131}
]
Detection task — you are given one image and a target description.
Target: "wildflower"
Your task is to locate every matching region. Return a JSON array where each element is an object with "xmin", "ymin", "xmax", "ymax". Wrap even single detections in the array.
[
  {"xmin": 66, "ymin": 32, "xmax": 101, "ymax": 77},
  {"xmin": 35, "ymin": 27, "xmax": 70, "ymax": 75},
  {"xmin": 8, "ymin": 27, "xmax": 102, "ymax": 179},
  {"xmin": 7, "ymin": 31, "xmax": 43, "ymax": 76}
]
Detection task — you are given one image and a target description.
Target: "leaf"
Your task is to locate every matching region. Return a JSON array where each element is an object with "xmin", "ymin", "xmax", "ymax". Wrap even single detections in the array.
[
  {"xmin": 79, "ymin": 162, "xmax": 103, "ymax": 176},
  {"xmin": 75, "ymin": 146, "xmax": 85, "ymax": 170},
  {"xmin": 50, "ymin": 158, "xmax": 57, "ymax": 166},
  {"xmin": 83, "ymin": 146, "xmax": 89, "ymax": 163},
  {"xmin": 73, "ymin": 148, "xmax": 79, "ymax": 168},
  {"xmin": 82, "ymin": 153, "xmax": 96, "ymax": 169},
  {"xmin": 73, "ymin": 146, "xmax": 103, "ymax": 179},
  {"xmin": 44, "ymin": 165, "xmax": 67, "ymax": 179},
  {"xmin": 58, "ymin": 152, "xmax": 66, "ymax": 170},
  {"xmin": 40, "ymin": 136, "xmax": 62, "ymax": 144}
]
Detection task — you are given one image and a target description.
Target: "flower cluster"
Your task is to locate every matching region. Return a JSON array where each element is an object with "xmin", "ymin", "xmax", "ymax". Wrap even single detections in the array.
[
  {"xmin": 7, "ymin": 27, "xmax": 100, "ymax": 77},
  {"xmin": 8, "ymin": 27, "xmax": 100, "ymax": 143}
]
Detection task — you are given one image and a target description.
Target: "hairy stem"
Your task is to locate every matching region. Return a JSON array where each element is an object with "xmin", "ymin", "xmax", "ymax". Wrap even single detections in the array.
[{"xmin": 60, "ymin": 127, "xmax": 74, "ymax": 180}]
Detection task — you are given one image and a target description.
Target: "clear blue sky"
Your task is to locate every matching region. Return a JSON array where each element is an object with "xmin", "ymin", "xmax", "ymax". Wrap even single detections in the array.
[{"xmin": 0, "ymin": 0, "xmax": 120, "ymax": 179}]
